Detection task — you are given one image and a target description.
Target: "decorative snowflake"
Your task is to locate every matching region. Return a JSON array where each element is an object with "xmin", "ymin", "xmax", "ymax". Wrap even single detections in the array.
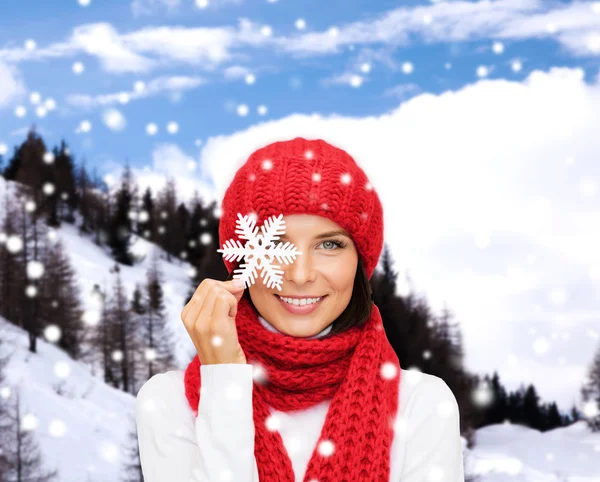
[{"xmin": 217, "ymin": 213, "xmax": 303, "ymax": 291}]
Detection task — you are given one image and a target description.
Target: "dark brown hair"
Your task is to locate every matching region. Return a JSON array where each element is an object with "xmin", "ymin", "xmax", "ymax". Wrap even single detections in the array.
[{"xmin": 224, "ymin": 255, "xmax": 373, "ymax": 337}]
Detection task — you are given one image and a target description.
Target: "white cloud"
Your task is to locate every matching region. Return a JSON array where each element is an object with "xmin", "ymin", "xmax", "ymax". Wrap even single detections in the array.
[
  {"xmin": 223, "ymin": 65, "xmax": 251, "ymax": 80},
  {"xmin": 320, "ymin": 72, "xmax": 366, "ymax": 88},
  {"xmin": 196, "ymin": 66, "xmax": 600, "ymax": 409},
  {"xmin": 276, "ymin": 0, "xmax": 600, "ymax": 58},
  {"xmin": 0, "ymin": 61, "xmax": 26, "ymax": 109},
  {"xmin": 66, "ymin": 75, "xmax": 205, "ymax": 108},
  {"xmin": 2, "ymin": 1, "xmax": 598, "ymax": 76},
  {"xmin": 383, "ymin": 83, "xmax": 421, "ymax": 99},
  {"xmin": 70, "ymin": 23, "xmax": 155, "ymax": 73},
  {"xmin": 122, "ymin": 19, "xmax": 267, "ymax": 67}
]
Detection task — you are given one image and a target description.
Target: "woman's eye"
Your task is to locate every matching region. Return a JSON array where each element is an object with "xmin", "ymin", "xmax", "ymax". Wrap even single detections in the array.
[{"xmin": 320, "ymin": 240, "xmax": 345, "ymax": 250}]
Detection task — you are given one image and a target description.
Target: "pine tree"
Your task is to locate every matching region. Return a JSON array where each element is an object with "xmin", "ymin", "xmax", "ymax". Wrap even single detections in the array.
[
  {"xmin": 192, "ymin": 199, "xmax": 228, "ymax": 301},
  {"xmin": 107, "ymin": 165, "xmax": 135, "ymax": 266},
  {"xmin": 75, "ymin": 159, "xmax": 93, "ymax": 235},
  {"xmin": 138, "ymin": 187, "xmax": 155, "ymax": 242},
  {"xmin": 106, "ymin": 264, "xmax": 134, "ymax": 391},
  {"xmin": 581, "ymin": 343, "xmax": 600, "ymax": 431},
  {"xmin": 14, "ymin": 128, "xmax": 52, "ymax": 221},
  {"xmin": 46, "ymin": 141, "xmax": 77, "ymax": 226},
  {"xmin": 120, "ymin": 412, "xmax": 144, "ymax": 482},
  {"xmin": 0, "ymin": 385, "xmax": 59, "ymax": 481},
  {"xmin": 175, "ymin": 202, "xmax": 191, "ymax": 261},
  {"xmin": 523, "ymin": 384, "xmax": 543, "ymax": 429},
  {"xmin": 0, "ymin": 318, "xmax": 15, "ymax": 477},
  {"xmin": 142, "ymin": 250, "xmax": 177, "ymax": 380},
  {"xmin": 128, "ymin": 284, "xmax": 147, "ymax": 395},
  {"xmin": 82, "ymin": 281, "xmax": 113, "ymax": 380},
  {"xmin": 38, "ymin": 238, "xmax": 85, "ymax": 359},
  {"xmin": 2, "ymin": 144, "xmax": 22, "ymax": 182},
  {"xmin": 154, "ymin": 177, "xmax": 178, "ymax": 263},
  {"xmin": 88, "ymin": 166, "xmax": 111, "ymax": 247},
  {"xmin": 0, "ymin": 185, "xmax": 26, "ymax": 326}
]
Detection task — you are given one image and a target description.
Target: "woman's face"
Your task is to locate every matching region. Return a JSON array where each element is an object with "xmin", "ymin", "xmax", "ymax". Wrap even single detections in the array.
[{"xmin": 248, "ymin": 214, "xmax": 358, "ymax": 338}]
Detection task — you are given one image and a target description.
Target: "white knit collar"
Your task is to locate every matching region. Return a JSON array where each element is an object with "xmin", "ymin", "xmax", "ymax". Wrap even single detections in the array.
[{"xmin": 258, "ymin": 314, "xmax": 333, "ymax": 339}]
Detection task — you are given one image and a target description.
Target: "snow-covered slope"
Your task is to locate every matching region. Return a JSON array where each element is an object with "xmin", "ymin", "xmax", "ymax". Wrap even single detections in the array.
[
  {"xmin": 466, "ymin": 421, "xmax": 600, "ymax": 480},
  {"xmin": 1, "ymin": 316, "xmax": 139, "ymax": 481}
]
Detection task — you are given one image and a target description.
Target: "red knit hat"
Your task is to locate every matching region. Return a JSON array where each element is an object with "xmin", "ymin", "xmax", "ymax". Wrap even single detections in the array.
[{"xmin": 218, "ymin": 137, "xmax": 384, "ymax": 280}]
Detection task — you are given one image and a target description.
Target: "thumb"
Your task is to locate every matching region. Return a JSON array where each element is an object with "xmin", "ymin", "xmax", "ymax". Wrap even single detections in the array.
[
  {"xmin": 228, "ymin": 282, "xmax": 245, "ymax": 318},
  {"xmin": 233, "ymin": 287, "xmax": 245, "ymax": 302}
]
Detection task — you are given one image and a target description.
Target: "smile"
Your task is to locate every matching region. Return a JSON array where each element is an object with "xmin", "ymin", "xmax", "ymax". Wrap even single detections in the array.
[{"xmin": 274, "ymin": 294, "xmax": 327, "ymax": 314}]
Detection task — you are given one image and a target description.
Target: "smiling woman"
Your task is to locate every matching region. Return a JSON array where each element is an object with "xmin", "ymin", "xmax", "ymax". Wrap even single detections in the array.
[
  {"xmin": 224, "ymin": 214, "xmax": 374, "ymax": 338},
  {"xmin": 136, "ymin": 137, "xmax": 465, "ymax": 482}
]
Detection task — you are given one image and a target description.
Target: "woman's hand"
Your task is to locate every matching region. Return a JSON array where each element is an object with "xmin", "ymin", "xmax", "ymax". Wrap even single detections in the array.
[{"xmin": 181, "ymin": 278, "xmax": 247, "ymax": 365}]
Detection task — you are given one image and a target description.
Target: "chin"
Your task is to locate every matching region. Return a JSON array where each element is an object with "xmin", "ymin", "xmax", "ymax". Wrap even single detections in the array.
[{"xmin": 276, "ymin": 321, "xmax": 323, "ymax": 338}]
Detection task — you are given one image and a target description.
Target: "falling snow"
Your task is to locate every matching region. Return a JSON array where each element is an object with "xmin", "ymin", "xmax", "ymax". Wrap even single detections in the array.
[
  {"xmin": 73, "ymin": 62, "xmax": 84, "ymax": 74},
  {"xmin": 477, "ymin": 65, "xmax": 489, "ymax": 77},
  {"xmin": 76, "ymin": 120, "xmax": 92, "ymax": 134},
  {"xmin": 167, "ymin": 121, "xmax": 179, "ymax": 134},
  {"xmin": 349, "ymin": 75, "xmax": 363, "ymax": 87},
  {"xmin": 146, "ymin": 123, "xmax": 158, "ymax": 135},
  {"xmin": 512, "ymin": 60, "xmax": 522, "ymax": 72},
  {"xmin": 103, "ymin": 108, "xmax": 126, "ymax": 131}
]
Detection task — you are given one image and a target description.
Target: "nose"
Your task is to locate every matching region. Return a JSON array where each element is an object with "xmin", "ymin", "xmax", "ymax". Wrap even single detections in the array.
[{"xmin": 282, "ymin": 250, "xmax": 315, "ymax": 285}]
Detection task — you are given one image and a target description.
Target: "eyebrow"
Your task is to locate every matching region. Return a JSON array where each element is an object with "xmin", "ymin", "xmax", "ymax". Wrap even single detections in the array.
[{"xmin": 279, "ymin": 230, "xmax": 351, "ymax": 241}]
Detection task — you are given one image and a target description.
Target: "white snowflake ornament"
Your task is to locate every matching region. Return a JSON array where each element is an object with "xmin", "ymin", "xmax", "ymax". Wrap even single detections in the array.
[{"xmin": 217, "ymin": 213, "xmax": 302, "ymax": 291}]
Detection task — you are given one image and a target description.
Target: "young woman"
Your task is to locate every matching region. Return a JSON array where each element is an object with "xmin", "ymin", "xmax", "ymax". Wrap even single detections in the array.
[{"xmin": 135, "ymin": 137, "xmax": 465, "ymax": 481}]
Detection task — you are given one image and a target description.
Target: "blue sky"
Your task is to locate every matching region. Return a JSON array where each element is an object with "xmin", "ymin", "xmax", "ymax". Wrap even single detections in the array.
[
  {"xmin": 2, "ymin": 0, "xmax": 600, "ymax": 404},
  {"xmin": 1, "ymin": 0, "xmax": 598, "ymax": 171}
]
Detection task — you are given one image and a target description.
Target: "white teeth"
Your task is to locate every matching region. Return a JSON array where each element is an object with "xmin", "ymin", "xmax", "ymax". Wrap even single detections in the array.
[{"xmin": 278, "ymin": 295, "xmax": 322, "ymax": 306}]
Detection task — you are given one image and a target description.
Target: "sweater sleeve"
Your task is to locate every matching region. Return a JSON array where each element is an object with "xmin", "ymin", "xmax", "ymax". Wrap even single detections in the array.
[
  {"xmin": 135, "ymin": 364, "xmax": 259, "ymax": 482},
  {"xmin": 399, "ymin": 377, "xmax": 465, "ymax": 481}
]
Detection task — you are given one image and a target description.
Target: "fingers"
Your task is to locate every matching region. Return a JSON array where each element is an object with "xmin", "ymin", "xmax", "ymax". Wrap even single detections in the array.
[{"xmin": 181, "ymin": 279, "xmax": 244, "ymax": 363}]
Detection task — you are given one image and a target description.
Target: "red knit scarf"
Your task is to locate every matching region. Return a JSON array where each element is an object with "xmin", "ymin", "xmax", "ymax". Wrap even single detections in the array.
[{"xmin": 184, "ymin": 295, "xmax": 400, "ymax": 482}]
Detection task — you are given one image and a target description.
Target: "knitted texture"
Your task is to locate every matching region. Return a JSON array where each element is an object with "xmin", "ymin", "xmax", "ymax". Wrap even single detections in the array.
[
  {"xmin": 183, "ymin": 137, "xmax": 400, "ymax": 481},
  {"xmin": 217, "ymin": 137, "xmax": 384, "ymax": 280},
  {"xmin": 184, "ymin": 297, "xmax": 400, "ymax": 482}
]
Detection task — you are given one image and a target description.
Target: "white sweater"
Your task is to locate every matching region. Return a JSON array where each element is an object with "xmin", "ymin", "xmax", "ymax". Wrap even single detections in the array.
[{"xmin": 135, "ymin": 315, "xmax": 465, "ymax": 481}]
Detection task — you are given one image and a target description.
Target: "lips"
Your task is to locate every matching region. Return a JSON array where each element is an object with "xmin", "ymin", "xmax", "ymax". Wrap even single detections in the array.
[{"xmin": 275, "ymin": 294, "xmax": 327, "ymax": 314}]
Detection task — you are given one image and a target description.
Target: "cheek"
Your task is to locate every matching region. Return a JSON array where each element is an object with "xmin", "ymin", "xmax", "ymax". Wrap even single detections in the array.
[{"xmin": 323, "ymin": 261, "xmax": 356, "ymax": 291}]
